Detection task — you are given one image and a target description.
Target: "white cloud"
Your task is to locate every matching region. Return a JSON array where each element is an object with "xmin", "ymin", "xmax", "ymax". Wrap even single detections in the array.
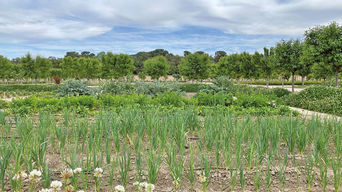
[
  {"xmin": 0, "ymin": 0, "xmax": 341, "ymax": 58},
  {"xmin": 1, "ymin": 0, "xmax": 342, "ymax": 42}
]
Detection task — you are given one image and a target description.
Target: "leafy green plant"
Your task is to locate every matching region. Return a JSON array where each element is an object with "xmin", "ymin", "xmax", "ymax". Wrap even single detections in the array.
[{"xmin": 57, "ymin": 80, "xmax": 95, "ymax": 97}]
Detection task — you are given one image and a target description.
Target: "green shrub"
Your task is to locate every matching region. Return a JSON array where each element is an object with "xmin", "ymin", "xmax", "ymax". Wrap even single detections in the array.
[
  {"xmin": 213, "ymin": 76, "xmax": 234, "ymax": 88},
  {"xmin": 0, "ymin": 84, "xmax": 58, "ymax": 92},
  {"xmin": 134, "ymin": 81, "xmax": 181, "ymax": 97},
  {"xmin": 0, "ymin": 100, "xmax": 9, "ymax": 109},
  {"xmin": 285, "ymin": 86, "xmax": 342, "ymax": 115},
  {"xmin": 195, "ymin": 92, "xmax": 233, "ymax": 106},
  {"xmin": 153, "ymin": 92, "xmax": 186, "ymax": 107},
  {"xmin": 271, "ymin": 88, "xmax": 292, "ymax": 98},
  {"xmin": 100, "ymin": 81, "xmax": 133, "ymax": 95},
  {"xmin": 234, "ymin": 93, "xmax": 271, "ymax": 108},
  {"xmin": 179, "ymin": 83, "xmax": 203, "ymax": 92},
  {"xmin": 57, "ymin": 80, "xmax": 95, "ymax": 97}
]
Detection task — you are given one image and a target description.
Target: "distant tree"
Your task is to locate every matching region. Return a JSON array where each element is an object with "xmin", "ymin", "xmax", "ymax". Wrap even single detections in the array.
[
  {"xmin": 240, "ymin": 52, "xmax": 256, "ymax": 81},
  {"xmin": 178, "ymin": 52, "xmax": 210, "ymax": 81},
  {"xmin": 260, "ymin": 47, "xmax": 276, "ymax": 87},
  {"xmin": 183, "ymin": 51, "xmax": 191, "ymax": 57},
  {"xmin": 85, "ymin": 58, "xmax": 102, "ymax": 79},
  {"xmin": 214, "ymin": 51, "xmax": 227, "ymax": 63},
  {"xmin": 217, "ymin": 54, "xmax": 243, "ymax": 83},
  {"xmin": 35, "ymin": 56, "xmax": 52, "ymax": 79},
  {"xmin": 20, "ymin": 53, "xmax": 36, "ymax": 79},
  {"xmin": 251, "ymin": 51, "xmax": 263, "ymax": 80},
  {"xmin": 131, "ymin": 49, "xmax": 181, "ymax": 74},
  {"xmin": 312, "ymin": 62, "xmax": 334, "ymax": 85},
  {"xmin": 101, "ymin": 52, "xmax": 135, "ymax": 79},
  {"xmin": 195, "ymin": 51, "xmax": 205, "ymax": 55},
  {"xmin": 81, "ymin": 51, "xmax": 95, "ymax": 58},
  {"xmin": 60, "ymin": 56, "xmax": 78, "ymax": 79},
  {"xmin": 275, "ymin": 39, "xmax": 302, "ymax": 92},
  {"xmin": 48, "ymin": 56, "xmax": 63, "ymax": 68},
  {"xmin": 143, "ymin": 56, "xmax": 170, "ymax": 79},
  {"xmin": 305, "ymin": 22, "xmax": 342, "ymax": 87},
  {"xmin": 298, "ymin": 43, "xmax": 314, "ymax": 86},
  {"xmin": 65, "ymin": 51, "xmax": 80, "ymax": 58},
  {"xmin": 0, "ymin": 56, "xmax": 13, "ymax": 80}
]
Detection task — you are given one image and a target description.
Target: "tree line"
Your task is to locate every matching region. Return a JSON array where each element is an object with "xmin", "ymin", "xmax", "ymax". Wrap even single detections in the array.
[{"xmin": 0, "ymin": 22, "xmax": 341, "ymax": 91}]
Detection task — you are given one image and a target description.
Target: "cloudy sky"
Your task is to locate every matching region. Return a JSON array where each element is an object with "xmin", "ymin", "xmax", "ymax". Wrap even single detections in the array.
[{"xmin": 0, "ymin": 0, "xmax": 341, "ymax": 58}]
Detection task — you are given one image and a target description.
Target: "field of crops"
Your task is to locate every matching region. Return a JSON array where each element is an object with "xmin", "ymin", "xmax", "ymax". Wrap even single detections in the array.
[{"xmin": 0, "ymin": 80, "xmax": 341, "ymax": 192}]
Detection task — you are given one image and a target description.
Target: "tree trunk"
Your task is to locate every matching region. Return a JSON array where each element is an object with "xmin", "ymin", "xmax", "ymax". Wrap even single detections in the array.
[
  {"xmin": 292, "ymin": 72, "xmax": 295, "ymax": 93},
  {"xmin": 302, "ymin": 75, "xmax": 305, "ymax": 86},
  {"xmin": 281, "ymin": 77, "xmax": 284, "ymax": 87},
  {"xmin": 266, "ymin": 76, "xmax": 270, "ymax": 87},
  {"xmin": 335, "ymin": 68, "xmax": 340, "ymax": 87}
]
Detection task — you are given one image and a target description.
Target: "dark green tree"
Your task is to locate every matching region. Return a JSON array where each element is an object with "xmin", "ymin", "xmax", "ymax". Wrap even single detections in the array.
[
  {"xmin": 214, "ymin": 51, "xmax": 227, "ymax": 63},
  {"xmin": 101, "ymin": 52, "xmax": 135, "ymax": 79},
  {"xmin": 0, "ymin": 56, "xmax": 13, "ymax": 81},
  {"xmin": 178, "ymin": 52, "xmax": 210, "ymax": 81},
  {"xmin": 217, "ymin": 54, "xmax": 243, "ymax": 83},
  {"xmin": 20, "ymin": 53, "xmax": 36, "ymax": 79},
  {"xmin": 259, "ymin": 47, "xmax": 276, "ymax": 87},
  {"xmin": 143, "ymin": 56, "xmax": 170, "ymax": 79},
  {"xmin": 305, "ymin": 22, "xmax": 342, "ymax": 87},
  {"xmin": 35, "ymin": 56, "xmax": 52, "ymax": 79},
  {"xmin": 275, "ymin": 39, "xmax": 302, "ymax": 92}
]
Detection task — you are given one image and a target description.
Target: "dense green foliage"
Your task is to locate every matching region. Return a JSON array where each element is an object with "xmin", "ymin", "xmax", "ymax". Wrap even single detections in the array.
[
  {"xmin": 0, "ymin": 84, "xmax": 58, "ymax": 92},
  {"xmin": 179, "ymin": 53, "xmax": 211, "ymax": 80},
  {"xmin": 56, "ymin": 80, "xmax": 95, "ymax": 97},
  {"xmin": 305, "ymin": 22, "xmax": 342, "ymax": 87},
  {"xmin": 7, "ymin": 92, "xmax": 292, "ymax": 116},
  {"xmin": 143, "ymin": 56, "xmax": 170, "ymax": 79},
  {"xmin": 0, "ymin": 108, "xmax": 340, "ymax": 191},
  {"xmin": 285, "ymin": 86, "xmax": 342, "ymax": 115}
]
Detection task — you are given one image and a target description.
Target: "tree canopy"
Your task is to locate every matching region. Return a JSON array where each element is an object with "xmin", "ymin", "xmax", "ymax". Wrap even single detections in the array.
[{"xmin": 143, "ymin": 56, "xmax": 170, "ymax": 79}]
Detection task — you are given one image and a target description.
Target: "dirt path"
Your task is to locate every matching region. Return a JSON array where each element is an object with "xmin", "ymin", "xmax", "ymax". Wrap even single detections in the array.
[
  {"xmin": 290, "ymin": 107, "xmax": 341, "ymax": 120},
  {"xmin": 247, "ymin": 84, "xmax": 305, "ymax": 92}
]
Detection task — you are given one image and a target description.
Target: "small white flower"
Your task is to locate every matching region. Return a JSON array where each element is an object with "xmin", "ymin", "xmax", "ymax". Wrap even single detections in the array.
[
  {"xmin": 50, "ymin": 180, "xmax": 63, "ymax": 191},
  {"xmin": 94, "ymin": 167, "xmax": 103, "ymax": 178},
  {"xmin": 199, "ymin": 175, "xmax": 207, "ymax": 183},
  {"xmin": 133, "ymin": 181, "xmax": 140, "ymax": 186},
  {"xmin": 12, "ymin": 170, "xmax": 27, "ymax": 181},
  {"xmin": 29, "ymin": 169, "xmax": 42, "ymax": 183},
  {"xmin": 139, "ymin": 182, "xmax": 148, "ymax": 189},
  {"xmin": 114, "ymin": 185, "xmax": 125, "ymax": 192},
  {"xmin": 73, "ymin": 168, "xmax": 82, "ymax": 174},
  {"xmin": 39, "ymin": 189, "xmax": 51, "ymax": 192},
  {"xmin": 146, "ymin": 183, "xmax": 155, "ymax": 192},
  {"xmin": 76, "ymin": 190, "xmax": 85, "ymax": 192}
]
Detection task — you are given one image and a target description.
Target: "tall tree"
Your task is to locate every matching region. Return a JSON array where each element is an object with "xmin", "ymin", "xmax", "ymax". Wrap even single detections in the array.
[
  {"xmin": 20, "ymin": 53, "xmax": 36, "ymax": 79},
  {"xmin": 312, "ymin": 62, "xmax": 334, "ymax": 85},
  {"xmin": 85, "ymin": 58, "xmax": 102, "ymax": 79},
  {"xmin": 35, "ymin": 56, "xmax": 52, "ymax": 79},
  {"xmin": 214, "ymin": 51, "xmax": 227, "ymax": 63},
  {"xmin": 0, "ymin": 56, "xmax": 13, "ymax": 81},
  {"xmin": 101, "ymin": 52, "xmax": 135, "ymax": 79},
  {"xmin": 240, "ymin": 52, "xmax": 256, "ymax": 82},
  {"xmin": 143, "ymin": 56, "xmax": 170, "ymax": 79},
  {"xmin": 217, "ymin": 54, "xmax": 243, "ymax": 83},
  {"xmin": 60, "ymin": 56, "xmax": 78, "ymax": 79},
  {"xmin": 275, "ymin": 39, "xmax": 302, "ymax": 92},
  {"xmin": 305, "ymin": 22, "xmax": 342, "ymax": 87},
  {"xmin": 178, "ymin": 52, "xmax": 210, "ymax": 81},
  {"xmin": 260, "ymin": 47, "xmax": 276, "ymax": 87},
  {"xmin": 298, "ymin": 43, "xmax": 314, "ymax": 86}
]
